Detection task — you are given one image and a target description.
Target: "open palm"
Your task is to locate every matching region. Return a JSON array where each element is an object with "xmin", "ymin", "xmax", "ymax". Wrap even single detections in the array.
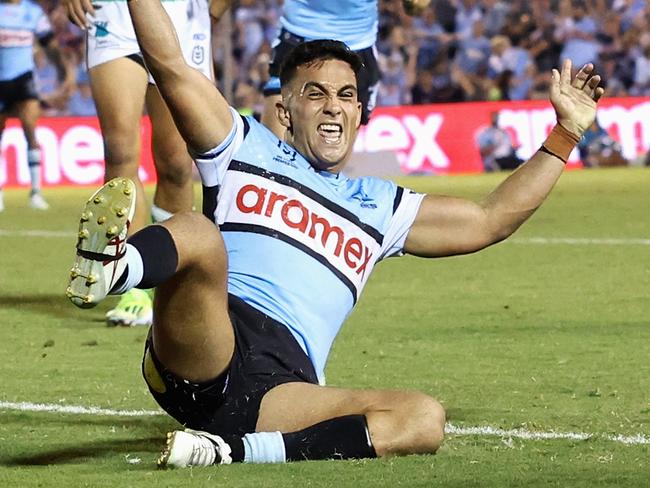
[{"xmin": 549, "ymin": 59, "xmax": 605, "ymax": 137}]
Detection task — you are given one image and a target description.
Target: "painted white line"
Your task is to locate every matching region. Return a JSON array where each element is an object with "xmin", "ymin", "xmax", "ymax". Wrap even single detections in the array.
[
  {"xmin": 0, "ymin": 401, "xmax": 163, "ymax": 417},
  {"xmin": 0, "ymin": 229, "xmax": 73, "ymax": 238},
  {"xmin": 1, "ymin": 401, "xmax": 648, "ymax": 446},
  {"xmin": 446, "ymin": 423, "xmax": 650, "ymax": 445},
  {"xmin": 509, "ymin": 237, "xmax": 650, "ymax": 246}
]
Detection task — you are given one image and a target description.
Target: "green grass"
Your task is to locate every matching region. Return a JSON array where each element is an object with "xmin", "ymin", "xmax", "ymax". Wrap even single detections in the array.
[{"xmin": 1, "ymin": 167, "xmax": 649, "ymax": 487}]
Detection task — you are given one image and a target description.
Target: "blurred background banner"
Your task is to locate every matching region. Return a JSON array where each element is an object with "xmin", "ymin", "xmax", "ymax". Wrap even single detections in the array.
[{"xmin": 1, "ymin": 96, "xmax": 648, "ymax": 187}]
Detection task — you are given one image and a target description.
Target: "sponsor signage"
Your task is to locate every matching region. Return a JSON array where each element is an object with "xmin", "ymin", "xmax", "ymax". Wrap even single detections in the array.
[{"xmin": 1, "ymin": 97, "xmax": 648, "ymax": 187}]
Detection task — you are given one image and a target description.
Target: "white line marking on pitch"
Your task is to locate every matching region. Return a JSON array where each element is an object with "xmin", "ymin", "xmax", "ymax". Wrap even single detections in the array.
[
  {"xmin": 2, "ymin": 229, "xmax": 649, "ymax": 246},
  {"xmin": 0, "ymin": 229, "xmax": 73, "ymax": 238},
  {"xmin": 1, "ymin": 401, "xmax": 648, "ymax": 446}
]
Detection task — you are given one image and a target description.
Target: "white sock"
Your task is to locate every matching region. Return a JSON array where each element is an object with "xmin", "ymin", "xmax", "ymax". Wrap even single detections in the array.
[
  {"xmin": 27, "ymin": 148, "xmax": 42, "ymax": 193},
  {"xmin": 110, "ymin": 243, "xmax": 144, "ymax": 295},
  {"xmin": 151, "ymin": 204, "xmax": 174, "ymax": 223},
  {"xmin": 242, "ymin": 432, "xmax": 286, "ymax": 464}
]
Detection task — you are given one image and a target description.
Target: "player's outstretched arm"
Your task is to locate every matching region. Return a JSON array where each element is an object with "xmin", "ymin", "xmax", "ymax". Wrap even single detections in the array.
[
  {"xmin": 405, "ymin": 60, "xmax": 604, "ymax": 258},
  {"xmin": 127, "ymin": 0, "xmax": 232, "ymax": 153}
]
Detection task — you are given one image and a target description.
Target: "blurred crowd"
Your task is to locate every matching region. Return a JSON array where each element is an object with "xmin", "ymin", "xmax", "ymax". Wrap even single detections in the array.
[{"xmin": 30, "ymin": 0, "xmax": 650, "ymax": 117}]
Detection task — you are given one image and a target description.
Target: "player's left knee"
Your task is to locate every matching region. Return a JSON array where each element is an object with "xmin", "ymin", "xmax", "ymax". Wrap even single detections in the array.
[{"xmin": 154, "ymin": 154, "xmax": 193, "ymax": 187}]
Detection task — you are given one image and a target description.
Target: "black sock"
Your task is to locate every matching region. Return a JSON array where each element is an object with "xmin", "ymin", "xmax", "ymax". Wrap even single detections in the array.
[
  {"xmin": 226, "ymin": 436, "xmax": 245, "ymax": 462},
  {"xmin": 126, "ymin": 224, "xmax": 178, "ymax": 289},
  {"xmin": 282, "ymin": 415, "xmax": 377, "ymax": 461}
]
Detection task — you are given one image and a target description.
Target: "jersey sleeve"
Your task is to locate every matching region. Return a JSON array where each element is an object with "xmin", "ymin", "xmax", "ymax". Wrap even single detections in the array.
[
  {"xmin": 190, "ymin": 108, "xmax": 246, "ymax": 186},
  {"xmin": 379, "ymin": 187, "xmax": 425, "ymax": 259}
]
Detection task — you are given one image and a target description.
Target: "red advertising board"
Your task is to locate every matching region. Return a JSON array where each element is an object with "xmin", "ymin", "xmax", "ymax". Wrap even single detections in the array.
[{"xmin": 1, "ymin": 97, "xmax": 648, "ymax": 187}]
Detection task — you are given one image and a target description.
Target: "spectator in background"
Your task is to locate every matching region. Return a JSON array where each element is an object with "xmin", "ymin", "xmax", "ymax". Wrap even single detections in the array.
[
  {"xmin": 33, "ymin": 45, "xmax": 68, "ymax": 116},
  {"xmin": 630, "ymin": 45, "xmax": 650, "ymax": 96},
  {"xmin": 411, "ymin": 6, "xmax": 452, "ymax": 70},
  {"xmin": 577, "ymin": 119, "xmax": 627, "ymax": 168},
  {"xmin": 555, "ymin": 0, "xmax": 600, "ymax": 68},
  {"xmin": 476, "ymin": 111, "xmax": 523, "ymax": 172}
]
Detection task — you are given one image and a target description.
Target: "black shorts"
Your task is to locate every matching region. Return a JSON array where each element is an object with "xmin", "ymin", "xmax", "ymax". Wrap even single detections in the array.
[
  {"xmin": 142, "ymin": 294, "xmax": 319, "ymax": 438},
  {"xmin": 265, "ymin": 28, "xmax": 380, "ymax": 125},
  {"xmin": 0, "ymin": 71, "xmax": 39, "ymax": 113}
]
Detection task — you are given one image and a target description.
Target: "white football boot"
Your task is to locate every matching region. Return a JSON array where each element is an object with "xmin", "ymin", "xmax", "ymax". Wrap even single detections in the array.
[
  {"xmin": 29, "ymin": 191, "xmax": 50, "ymax": 210},
  {"xmin": 158, "ymin": 429, "xmax": 233, "ymax": 469},
  {"xmin": 66, "ymin": 178, "xmax": 136, "ymax": 308}
]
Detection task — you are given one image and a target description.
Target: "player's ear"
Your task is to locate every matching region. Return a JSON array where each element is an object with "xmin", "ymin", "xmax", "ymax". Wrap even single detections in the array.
[
  {"xmin": 276, "ymin": 100, "xmax": 292, "ymax": 133},
  {"xmin": 355, "ymin": 101, "xmax": 362, "ymax": 129}
]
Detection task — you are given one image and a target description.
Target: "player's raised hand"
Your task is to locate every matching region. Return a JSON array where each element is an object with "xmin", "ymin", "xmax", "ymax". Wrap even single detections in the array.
[
  {"xmin": 62, "ymin": 0, "xmax": 96, "ymax": 30},
  {"xmin": 549, "ymin": 59, "xmax": 604, "ymax": 138}
]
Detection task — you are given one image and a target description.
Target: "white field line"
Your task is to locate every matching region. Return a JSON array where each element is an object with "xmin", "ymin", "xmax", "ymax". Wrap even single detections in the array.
[
  {"xmin": 1, "ymin": 400, "xmax": 648, "ymax": 446},
  {"xmin": 2, "ymin": 229, "xmax": 650, "ymax": 246}
]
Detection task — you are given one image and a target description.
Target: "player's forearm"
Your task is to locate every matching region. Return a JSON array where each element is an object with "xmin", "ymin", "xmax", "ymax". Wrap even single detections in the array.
[
  {"xmin": 481, "ymin": 126, "xmax": 576, "ymax": 240},
  {"xmin": 127, "ymin": 0, "xmax": 186, "ymax": 82}
]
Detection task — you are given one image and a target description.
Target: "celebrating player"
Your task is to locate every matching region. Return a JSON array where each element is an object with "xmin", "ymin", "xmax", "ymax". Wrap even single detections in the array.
[
  {"xmin": 66, "ymin": 0, "xmax": 604, "ymax": 468},
  {"xmin": 0, "ymin": 0, "xmax": 74, "ymax": 212},
  {"xmin": 61, "ymin": 0, "xmax": 212, "ymax": 327}
]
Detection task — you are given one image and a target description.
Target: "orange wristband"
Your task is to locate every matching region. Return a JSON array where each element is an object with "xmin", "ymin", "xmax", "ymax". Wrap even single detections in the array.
[{"xmin": 540, "ymin": 124, "xmax": 581, "ymax": 164}]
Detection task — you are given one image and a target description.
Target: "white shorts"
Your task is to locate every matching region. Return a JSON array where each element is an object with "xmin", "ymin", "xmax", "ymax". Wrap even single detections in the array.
[{"xmin": 86, "ymin": 0, "xmax": 212, "ymax": 80}]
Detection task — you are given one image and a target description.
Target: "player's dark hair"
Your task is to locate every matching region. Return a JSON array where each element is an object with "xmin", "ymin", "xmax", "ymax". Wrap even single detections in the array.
[{"xmin": 279, "ymin": 40, "xmax": 363, "ymax": 89}]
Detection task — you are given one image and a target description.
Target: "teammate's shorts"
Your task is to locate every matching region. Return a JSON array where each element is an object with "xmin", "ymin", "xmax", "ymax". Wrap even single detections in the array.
[
  {"xmin": 142, "ymin": 294, "xmax": 319, "ymax": 438},
  {"xmin": 263, "ymin": 28, "xmax": 380, "ymax": 125},
  {"xmin": 0, "ymin": 71, "xmax": 39, "ymax": 113},
  {"xmin": 86, "ymin": 0, "xmax": 212, "ymax": 80}
]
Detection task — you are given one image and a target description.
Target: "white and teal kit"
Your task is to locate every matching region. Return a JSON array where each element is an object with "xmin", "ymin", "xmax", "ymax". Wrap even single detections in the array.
[
  {"xmin": 279, "ymin": 0, "xmax": 378, "ymax": 50},
  {"xmin": 86, "ymin": 0, "xmax": 212, "ymax": 79},
  {"xmin": 0, "ymin": 0, "xmax": 53, "ymax": 81},
  {"xmin": 194, "ymin": 110, "xmax": 425, "ymax": 383}
]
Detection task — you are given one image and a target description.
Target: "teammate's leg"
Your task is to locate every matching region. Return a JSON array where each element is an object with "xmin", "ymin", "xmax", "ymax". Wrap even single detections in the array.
[
  {"xmin": 145, "ymin": 84, "xmax": 194, "ymax": 222},
  {"xmin": 89, "ymin": 58, "xmax": 153, "ymax": 327},
  {"xmin": 89, "ymin": 57, "xmax": 149, "ymax": 231},
  {"xmin": 14, "ymin": 98, "xmax": 48, "ymax": 209}
]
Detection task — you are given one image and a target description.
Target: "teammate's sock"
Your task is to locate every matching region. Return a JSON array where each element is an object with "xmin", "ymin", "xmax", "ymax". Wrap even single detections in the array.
[
  {"xmin": 27, "ymin": 148, "xmax": 42, "ymax": 194},
  {"xmin": 110, "ymin": 225, "xmax": 179, "ymax": 294},
  {"xmin": 282, "ymin": 415, "xmax": 377, "ymax": 461},
  {"xmin": 151, "ymin": 204, "xmax": 174, "ymax": 223},
  {"xmin": 236, "ymin": 415, "xmax": 376, "ymax": 463}
]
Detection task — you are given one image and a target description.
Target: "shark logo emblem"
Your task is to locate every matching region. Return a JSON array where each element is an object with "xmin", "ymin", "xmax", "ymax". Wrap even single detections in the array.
[{"xmin": 94, "ymin": 21, "xmax": 109, "ymax": 38}]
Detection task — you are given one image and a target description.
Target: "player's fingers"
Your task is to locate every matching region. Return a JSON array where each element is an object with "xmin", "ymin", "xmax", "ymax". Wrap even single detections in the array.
[
  {"xmin": 549, "ymin": 68, "xmax": 560, "ymax": 100},
  {"xmin": 571, "ymin": 63, "xmax": 593, "ymax": 90},
  {"xmin": 82, "ymin": 0, "xmax": 96, "ymax": 17},
  {"xmin": 67, "ymin": 4, "xmax": 86, "ymax": 29},
  {"xmin": 593, "ymin": 86, "xmax": 605, "ymax": 102},
  {"xmin": 560, "ymin": 59, "xmax": 572, "ymax": 88}
]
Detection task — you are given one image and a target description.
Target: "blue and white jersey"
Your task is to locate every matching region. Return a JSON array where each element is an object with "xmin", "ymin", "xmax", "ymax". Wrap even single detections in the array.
[
  {"xmin": 280, "ymin": 0, "xmax": 378, "ymax": 51},
  {"xmin": 195, "ymin": 110, "xmax": 424, "ymax": 383},
  {"xmin": 0, "ymin": 0, "xmax": 52, "ymax": 81}
]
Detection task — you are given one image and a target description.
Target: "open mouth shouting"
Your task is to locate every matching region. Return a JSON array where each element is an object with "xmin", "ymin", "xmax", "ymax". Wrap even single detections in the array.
[{"xmin": 318, "ymin": 123, "xmax": 343, "ymax": 144}]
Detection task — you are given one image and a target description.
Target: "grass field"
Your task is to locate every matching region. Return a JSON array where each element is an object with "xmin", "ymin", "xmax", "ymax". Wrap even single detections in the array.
[{"xmin": 1, "ymin": 167, "xmax": 649, "ymax": 487}]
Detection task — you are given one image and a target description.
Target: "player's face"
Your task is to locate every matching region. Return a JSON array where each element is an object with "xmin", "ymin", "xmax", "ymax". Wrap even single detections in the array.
[{"xmin": 283, "ymin": 59, "xmax": 362, "ymax": 172}]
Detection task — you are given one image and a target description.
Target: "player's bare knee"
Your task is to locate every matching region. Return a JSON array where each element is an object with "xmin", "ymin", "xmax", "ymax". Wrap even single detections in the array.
[
  {"xmin": 401, "ymin": 392, "xmax": 445, "ymax": 454},
  {"xmin": 154, "ymin": 156, "xmax": 193, "ymax": 188}
]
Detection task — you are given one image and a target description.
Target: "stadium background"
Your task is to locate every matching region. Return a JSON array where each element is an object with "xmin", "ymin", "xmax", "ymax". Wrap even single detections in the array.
[{"xmin": 2, "ymin": 0, "xmax": 649, "ymax": 186}]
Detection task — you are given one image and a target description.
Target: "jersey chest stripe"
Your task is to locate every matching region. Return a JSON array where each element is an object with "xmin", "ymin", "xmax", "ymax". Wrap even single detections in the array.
[
  {"xmin": 229, "ymin": 160, "xmax": 384, "ymax": 245},
  {"xmin": 221, "ymin": 222, "xmax": 358, "ymax": 304}
]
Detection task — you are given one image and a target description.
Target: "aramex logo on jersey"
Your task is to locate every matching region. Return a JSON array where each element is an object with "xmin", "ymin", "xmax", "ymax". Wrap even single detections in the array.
[{"xmin": 226, "ymin": 179, "xmax": 379, "ymax": 286}]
